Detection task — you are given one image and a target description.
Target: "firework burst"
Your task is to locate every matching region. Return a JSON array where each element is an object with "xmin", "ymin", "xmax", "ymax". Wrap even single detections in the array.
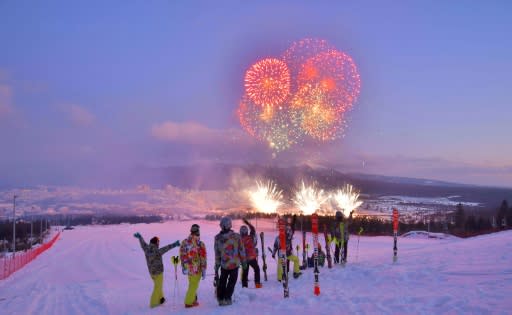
[
  {"xmin": 282, "ymin": 38, "xmax": 334, "ymax": 92},
  {"xmin": 238, "ymin": 96, "xmax": 302, "ymax": 152},
  {"xmin": 291, "ymin": 83, "xmax": 347, "ymax": 141},
  {"xmin": 297, "ymin": 50, "xmax": 361, "ymax": 110},
  {"xmin": 237, "ymin": 38, "xmax": 361, "ymax": 153},
  {"xmin": 293, "ymin": 181, "xmax": 328, "ymax": 215},
  {"xmin": 331, "ymin": 184, "xmax": 363, "ymax": 217},
  {"xmin": 247, "ymin": 180, "xmax": 283, "ymax": 214},
  {"xmin": 244, "ymin": 58, "xmax": 291, "ymax": 107}
]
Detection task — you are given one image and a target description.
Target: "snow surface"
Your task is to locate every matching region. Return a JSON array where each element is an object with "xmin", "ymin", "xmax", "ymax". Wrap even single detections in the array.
[{"xmin": 1, "ymin": 220, "xmax": 511, "ymax": 315}]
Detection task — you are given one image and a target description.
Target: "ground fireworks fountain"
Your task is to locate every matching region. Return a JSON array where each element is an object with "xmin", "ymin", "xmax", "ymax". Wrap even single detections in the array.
[
  {"xmin": 293, "ymin": 181, "xmax": 329, "ymax": 215},
  {"xmin": 246, "ymin": 180, "xmax": 283, "ymax": 214},
  {"xmin": 331, "ymin": 184, "xmax": 363, "ymax": 217}
]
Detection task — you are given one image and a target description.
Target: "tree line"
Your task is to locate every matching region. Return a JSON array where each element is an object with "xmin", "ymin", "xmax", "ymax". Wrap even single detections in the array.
[{"xmin": 206, "ymin": 199, "xmax": 512, "ymax": 238}]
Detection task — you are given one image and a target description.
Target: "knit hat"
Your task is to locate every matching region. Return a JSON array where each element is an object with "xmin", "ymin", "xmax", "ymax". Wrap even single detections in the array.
[
  {"xmin": 190, "ymin": 224, "xmax": 200, "ymax": 235},
  {"xmin": 150, "ymin": 236, "xmax": 159, "ymax": 245}
]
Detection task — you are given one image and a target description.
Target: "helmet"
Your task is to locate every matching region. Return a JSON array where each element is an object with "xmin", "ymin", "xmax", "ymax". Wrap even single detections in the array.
[
  {"xmin": 335, "ymin": 211, "xmax": 343, "ymax": 219},
  {"xmin": 240, "ymin": 225, "xmax": 248, "ymax": 236},
  {"xmin": 190, "ymin": 224, "xmax": 200, "ymax": 235},
  {"xmin": 220, "ymin": 217, "xmax": 232, "ymax": 230}
]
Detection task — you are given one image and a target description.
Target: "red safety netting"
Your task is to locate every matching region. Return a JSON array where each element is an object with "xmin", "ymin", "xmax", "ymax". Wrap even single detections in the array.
[{"xmin": 0, "ymin": 232, "xmax": 60, "ymax": 280}]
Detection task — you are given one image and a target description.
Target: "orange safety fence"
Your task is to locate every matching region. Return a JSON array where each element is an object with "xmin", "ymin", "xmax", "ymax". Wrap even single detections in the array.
[{"xmin": 0, "ymin": 232, "xmax": 60, "ymax": 280}]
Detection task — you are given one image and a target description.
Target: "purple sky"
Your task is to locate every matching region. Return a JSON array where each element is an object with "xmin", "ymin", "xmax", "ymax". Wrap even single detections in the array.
[{"xmin": 0, "ymin": 1, "xmax": 511, "ymax": 187}]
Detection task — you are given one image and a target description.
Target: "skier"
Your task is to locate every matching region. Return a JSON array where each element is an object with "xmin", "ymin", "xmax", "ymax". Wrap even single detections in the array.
[
  {"xmin": 179, "ymin": 224, "xmax": 207, "ymax": 308},
  {"xmin": 272, "ymin": 215, "xmax": 302, "ymax": 281},
  {"xmin": 133, "ymin": 232, "xmax": 180, "ymax": 308},
  {"xmin": 331, "ymin": 210, "xmax": 353, "ymax": 263},
  {"xmin": 240, "ymin": 218, "xmax": 262, "ymax": 288},
  {"xmin": 214, "ymin": 217, "xmax": 247, "ymax": 306}
]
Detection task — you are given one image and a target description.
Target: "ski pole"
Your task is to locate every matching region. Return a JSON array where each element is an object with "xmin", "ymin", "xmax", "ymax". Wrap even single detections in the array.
[
  {"xmin": 356, "ymin": 227, "xmax": 363, "ymax": 262},
  {"xmin": 171, "ymin": 256, "xmax": 179, "ymax": 309}
]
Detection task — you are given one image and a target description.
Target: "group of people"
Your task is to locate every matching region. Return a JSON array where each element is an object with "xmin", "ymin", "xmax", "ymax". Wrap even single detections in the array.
[{"xmin": 134, "ymin": 210, "xmax": 353, "ymax": 309}]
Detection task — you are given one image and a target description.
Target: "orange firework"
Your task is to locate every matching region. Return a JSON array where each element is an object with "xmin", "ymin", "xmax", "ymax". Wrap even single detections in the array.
[{"xmin": 244, "ymin": 58, "xmax": 291, "ymax": 107}]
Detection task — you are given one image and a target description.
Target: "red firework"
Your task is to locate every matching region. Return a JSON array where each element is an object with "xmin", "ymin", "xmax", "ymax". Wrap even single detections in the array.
[
  {"xmin": 282, "ymin": 38, "xmax": 334, "ymax": 92},
  {"xmin": 244, "ymin": 58, "xmax": 291, "ymax": 107},
  {"xmin": 297, "ymin": 50, "xmax": 361, "ymax": 110}
]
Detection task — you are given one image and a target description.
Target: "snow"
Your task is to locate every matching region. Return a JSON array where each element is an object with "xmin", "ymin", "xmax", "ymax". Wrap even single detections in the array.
[{"xmin": 1, "ymin": 220, "xmax": 511, "ymax": 315}]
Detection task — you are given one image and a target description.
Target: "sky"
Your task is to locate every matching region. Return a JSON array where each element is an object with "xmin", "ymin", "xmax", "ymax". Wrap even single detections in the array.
[{"xmin": 0, "ymin": 1, "xmax": 511, "ymax": 187}]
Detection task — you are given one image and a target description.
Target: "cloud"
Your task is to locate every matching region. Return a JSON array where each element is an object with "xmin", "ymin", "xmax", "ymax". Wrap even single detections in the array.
[
  {"xmin": 151, "ymin": 121, "xmax": 249, "ymax": 145},
  {"xmin": 64, "ymin": 104, "xmax": 95, "ymax": 127},
  {"xmin": 0, "ymin": 85, "xmax": 13, "ymax": 118}
]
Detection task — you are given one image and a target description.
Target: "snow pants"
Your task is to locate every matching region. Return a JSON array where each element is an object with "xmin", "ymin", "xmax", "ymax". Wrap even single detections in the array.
[
  {"xmin": 241, "ymin": 258, "xmax": 261, "ymax": 287},
  {"xmin": 150, "ymin": 273, "xmax": 164, "ymax": 308},
  {"xmin": 217, "ymin": 267, "xmax": 238, "ymax": 302},
  {"xmin": 185, "ymin": 274, "xmax": 201, "ymax": 305},
  {"xmin": 277, "ymin": 255, "xmax": 300, "ymax": 281}
]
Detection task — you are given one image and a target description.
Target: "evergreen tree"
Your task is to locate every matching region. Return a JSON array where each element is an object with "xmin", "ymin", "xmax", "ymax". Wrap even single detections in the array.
[
  {"xmin": 454, "ymin": 203, "xmax": 466, "ymax": 231},
  {"xmin": 497, "ymin": 200, "xmax": 508, "ymax": 228}
]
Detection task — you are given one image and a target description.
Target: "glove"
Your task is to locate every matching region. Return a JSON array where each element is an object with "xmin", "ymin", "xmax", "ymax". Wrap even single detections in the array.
[
  {"xmin": 182, "ymin": 268, "xmax": 188, "ymax": 275},
  {"xmin": 133, "ymin": 232, "xmax": 141, "ymax": 239},
  {"xmin": 201, "ymin": 270, "xmax": 206, "ymax": 280},
  {"xmin": 172, "ymin": 240, "xmax": 180, "ymax": 247},
  {"xmin": 242, "ymin": 262, "xmax": 248, "ymax": 270},
  {"xmin": 272, "ymin": 253, "xmax": 275, "ymax": 259}
]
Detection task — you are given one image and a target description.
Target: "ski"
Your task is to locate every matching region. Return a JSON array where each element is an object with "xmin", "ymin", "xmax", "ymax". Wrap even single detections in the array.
[
  {"xmin": 302, "ymin": 229, "xmax": 307, "ymax": 269},
  {"xmin": 279, "ymin": 218, "xmax": 289, "ymax": 298},
  {"xmin": 260, "ymin": 232, "xmax": 268, "ymax": 281},
  {"xmin": 312, "ymin": 213, "xmax": 320, "ymax": 296},
  {"xmin": 340, "ymin": 221, "xmax": 345, "ymax": 266},
  {"xmin": 393, "ymin": 208, "xmax": 399, "ymax": 262},
  {"xmin": 323, "ymin": 224, "xmax": 332, "ymax": 268}
]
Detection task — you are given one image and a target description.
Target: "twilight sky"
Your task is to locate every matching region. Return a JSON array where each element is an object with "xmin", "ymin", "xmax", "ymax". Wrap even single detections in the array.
[{"xmin": 0, "ymin": 1, "xmax": 511, "ymax": 187}]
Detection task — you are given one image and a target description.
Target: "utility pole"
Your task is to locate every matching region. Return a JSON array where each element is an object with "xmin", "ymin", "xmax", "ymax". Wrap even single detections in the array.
[
  {"xmin": 12, "ymin": 195, "xmax": 17, "ymax": 256},
  {"xmin": 30, "ymin": 214, "xmax": 34, "ymax": 248},
  {"xmin": 40, "ymin": 217, "xmax": 43, "ymax": 243}
]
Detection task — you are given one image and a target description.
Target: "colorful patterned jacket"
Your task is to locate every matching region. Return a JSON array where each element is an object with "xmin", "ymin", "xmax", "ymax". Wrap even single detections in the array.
[
  {"xmin": 179, "ymin": 235, "xmax": 207, "ymax": 276},
  {"xmin": 214, "ymin": 229, "xmax": 246, "ymax": 270},
  {"xmin": 242, "ymin": 223, "xmax": 258, "ymax": 261},
  {"xmin": 138, "ymin": 237, "xmax": 178, "ymax": 276}
]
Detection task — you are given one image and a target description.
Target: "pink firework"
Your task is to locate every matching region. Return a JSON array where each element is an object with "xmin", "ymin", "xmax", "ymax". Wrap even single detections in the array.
[
  {"xmin": 297, "ymin": 50, "xmax": 361, "ymax": 110},
  {"xmin": 282, "ymin": 38, "xmax": 334, "ymax": 92}
]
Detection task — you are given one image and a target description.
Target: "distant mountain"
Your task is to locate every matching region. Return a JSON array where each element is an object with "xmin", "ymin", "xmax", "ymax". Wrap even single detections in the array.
[{"xmin": 119, "ymin": 163, "xmax": 512, "ymax": 208}]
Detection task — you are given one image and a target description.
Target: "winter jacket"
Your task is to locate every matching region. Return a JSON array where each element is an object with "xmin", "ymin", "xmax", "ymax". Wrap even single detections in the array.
[
  {"xmin": 331, "ymin": 213, "xmax": 353, "ymax": 243},
  {"xmin": 241, "ymin": 223, "xmax": 258, "ymax": 261},
  {"xmin": 179, "ymin": 235, "xmax": 207, "ymax": 276},
  {"xmin": 214, "ymin": 229, "xmax": 246, "ymax": 270},
  {"xmin": 138, "ymin": 237, "xmax": 178, "ymax": 276}
]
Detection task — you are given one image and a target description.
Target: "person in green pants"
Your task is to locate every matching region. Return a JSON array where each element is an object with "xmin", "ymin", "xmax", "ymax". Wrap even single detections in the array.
[
  {"xmin": 134, "ymin": 232, "xmax": 180, "ymax": 308},
  {"xmin": 180, "ymin": 224, "xmax": 207, "ymax": 308}
]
